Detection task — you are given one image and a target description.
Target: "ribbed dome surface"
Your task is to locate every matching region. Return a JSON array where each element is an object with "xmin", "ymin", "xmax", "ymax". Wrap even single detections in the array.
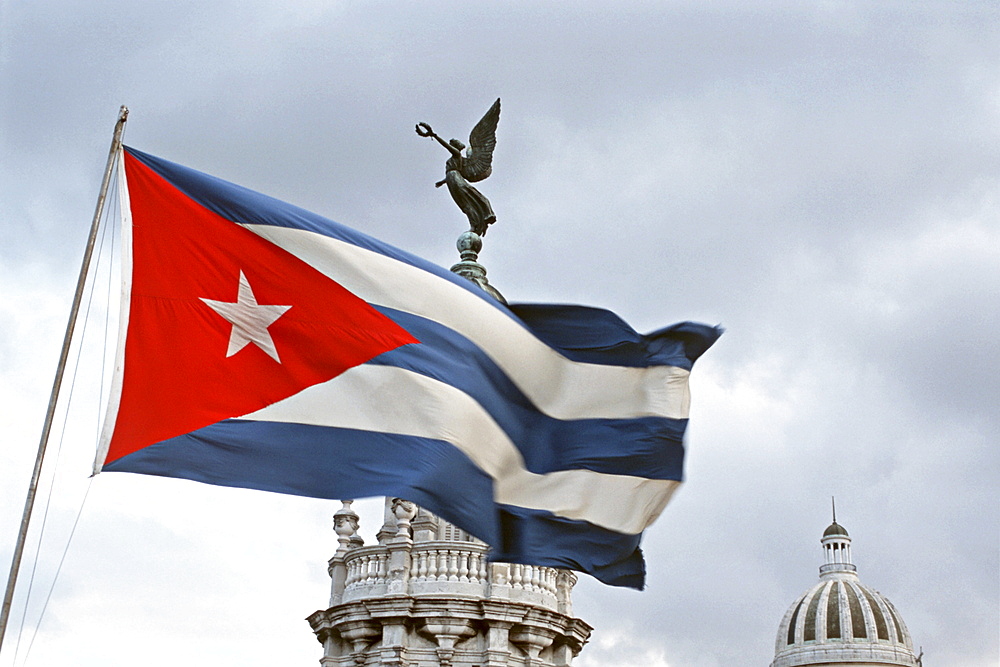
[
  {"xmin": 772, "ymin": 578, "xmax": 917, "ymax": 666},
  {"xmin": 771, "ymin": 519, "xmax": 920, "ymax": 667}
]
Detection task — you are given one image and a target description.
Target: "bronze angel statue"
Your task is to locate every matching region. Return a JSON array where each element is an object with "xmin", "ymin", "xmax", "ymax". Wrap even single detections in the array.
[{"xmin": 416, "ymin": 98, "xmax": 500, "ymax": 236}]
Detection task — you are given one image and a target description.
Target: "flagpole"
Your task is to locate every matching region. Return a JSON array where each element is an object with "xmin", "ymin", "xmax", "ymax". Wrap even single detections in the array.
[{"xmin": 0, "ymin": 105, "xmax": 129, "ymax": 653}]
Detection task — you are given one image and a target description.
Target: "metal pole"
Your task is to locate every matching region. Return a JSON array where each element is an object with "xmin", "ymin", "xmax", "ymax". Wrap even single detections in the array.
[{"xmin": 0, "ymin": 105, "xmax": 129, "ymax": 653}]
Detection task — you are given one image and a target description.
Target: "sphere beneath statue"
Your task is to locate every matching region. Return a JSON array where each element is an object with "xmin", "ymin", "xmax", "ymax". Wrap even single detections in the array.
[{"xmin": 457, "ymin": 230, "xmax": 483, "ymax": 257}]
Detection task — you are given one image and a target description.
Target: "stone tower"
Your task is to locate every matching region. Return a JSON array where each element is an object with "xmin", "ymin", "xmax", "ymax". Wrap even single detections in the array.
[{"xmin": 307, "ymin": 498, "xmax": 592, "ymax": 666}]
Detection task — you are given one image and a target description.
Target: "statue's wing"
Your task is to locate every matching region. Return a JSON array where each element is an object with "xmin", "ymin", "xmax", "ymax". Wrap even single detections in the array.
[{"xmin": 463, "ymin": 98, "xmax": 501, "ymax": 183}]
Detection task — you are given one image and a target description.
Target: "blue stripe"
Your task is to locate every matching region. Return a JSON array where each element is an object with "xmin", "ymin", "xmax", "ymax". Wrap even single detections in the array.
[
  {"xmin": 508, "ymin": 304, "xmax": 722, "ymax": 370},
  {"xmin": 373, "ymin": 307, "xmax": 687, "ymax": 481},
  {"xmin": 103, "ymin": 419, "xmax": 647, "ymax": 587},
  {"xmin": 493, "ymin": 504, "xmax": 646, "ymax": 589},
  {"xmin": 123, "ymin": 146, "xmax": 504, "ymax": 311},
  {"xmin": 104, "ymin": 420, "xmax": 500, "ymax": 546}
]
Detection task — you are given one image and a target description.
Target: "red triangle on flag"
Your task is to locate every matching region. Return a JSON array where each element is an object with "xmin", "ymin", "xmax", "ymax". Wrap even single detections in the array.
[{"xmin": 104, "ymin": 151, "xmax": 418, "ymax": 465}]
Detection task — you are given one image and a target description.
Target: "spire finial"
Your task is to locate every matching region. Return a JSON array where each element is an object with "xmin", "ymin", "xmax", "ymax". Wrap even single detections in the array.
[{"xmin": 832, "ymin": 496, "xmax": 837, "ymax": 524}]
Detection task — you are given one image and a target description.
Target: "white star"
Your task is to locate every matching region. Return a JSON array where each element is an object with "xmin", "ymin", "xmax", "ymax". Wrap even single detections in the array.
[{"xmin": 201, "ymin": 271, "xmax": 292, "ymax": 363}]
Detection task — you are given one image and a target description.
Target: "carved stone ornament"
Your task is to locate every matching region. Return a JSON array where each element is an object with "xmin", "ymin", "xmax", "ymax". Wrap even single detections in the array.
[
  {"xmin": 333, "ymin": 499, "xmax": 361, "ymax": 555},
  {"xmin": 391, "ymin": 497, "xmax": 417, "ymax": 534}
]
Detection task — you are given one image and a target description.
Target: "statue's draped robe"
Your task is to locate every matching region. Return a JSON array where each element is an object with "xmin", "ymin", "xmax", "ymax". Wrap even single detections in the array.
[{"xmin": 445, "ymin": 154, "xmax": 495, "ymax": 236}]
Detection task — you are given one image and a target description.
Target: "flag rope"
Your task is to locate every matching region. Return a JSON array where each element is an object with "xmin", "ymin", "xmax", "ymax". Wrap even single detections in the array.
[
  {"xmin": 10, "ymin": 166, "xmax": 120, "ymax": 667},
  {"xmin": 0, "ymin": 105, "xmax": 128, "ymax": 656},
  {"xmin": 16, "ymin": 480, "xmax": 95, "ymax": 667}
]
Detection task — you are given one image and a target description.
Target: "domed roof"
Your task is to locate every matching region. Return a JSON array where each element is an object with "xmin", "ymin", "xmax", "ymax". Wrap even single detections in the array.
[
  {"xmin": 771, "ymin": 519, "xmax": 919, "ymax": 667},
  {"xmin": 772, "ymin": 578, "xmax": 917, "ymax": 667},
  {"xmin": 823, "ymin": 521, "xmax": 849, "ymax": 538}
]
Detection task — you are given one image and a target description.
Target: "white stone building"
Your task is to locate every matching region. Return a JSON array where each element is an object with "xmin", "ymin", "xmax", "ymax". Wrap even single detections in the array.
[
  {"xmin": 308, "ymin": 498, "xmax": 592, "ymax": 666},
  {"xmin": 771, "ymin": 519, "xmax": 921, "ymax": 667}
]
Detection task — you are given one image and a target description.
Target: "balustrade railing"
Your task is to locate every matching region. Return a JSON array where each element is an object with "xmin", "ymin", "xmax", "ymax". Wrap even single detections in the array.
[
  {"xmin": 344, "ymin": 548, "xmax": 389, "ymax": 589},
  {"xmin": 338, "ymin": 540, "xmax": 563, "ymax": 608},
  {"xmin": 505, "ymin": 562, "xmax": 559, "ymax": 598},
  {"xmin": 408, "ymin": 543, "xmax": 490, "ymax": 585}
]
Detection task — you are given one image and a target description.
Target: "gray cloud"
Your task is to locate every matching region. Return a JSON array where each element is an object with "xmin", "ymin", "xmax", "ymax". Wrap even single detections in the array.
[{"xmin": 1, "ymin": 2, "xmax": 997, "ymax": 666}]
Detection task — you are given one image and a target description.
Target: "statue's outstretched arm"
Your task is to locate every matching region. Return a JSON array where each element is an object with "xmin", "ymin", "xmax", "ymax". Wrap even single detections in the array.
[{"xmin": 416, "ymin": 122, "xmax": 462, "ymax": 158}]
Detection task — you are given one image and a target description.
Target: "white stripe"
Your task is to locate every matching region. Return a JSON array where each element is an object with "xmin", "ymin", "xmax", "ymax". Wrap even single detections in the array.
[
  {"xmin": 242, "ymin": 223, "xmax": 692, "ymax": 421},
  {"xmin": 240, "ymin": 365, "xmax": 679, "ymax": 535},
  {"xmin": 94, "ymin": 149, "xmax": 133, "ymax": 473}
]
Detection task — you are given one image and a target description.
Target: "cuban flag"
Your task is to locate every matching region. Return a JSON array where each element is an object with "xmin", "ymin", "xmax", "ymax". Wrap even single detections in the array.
[{"xmin": 95, "ymin": 146, "xmax": 721, "ymax": 589}]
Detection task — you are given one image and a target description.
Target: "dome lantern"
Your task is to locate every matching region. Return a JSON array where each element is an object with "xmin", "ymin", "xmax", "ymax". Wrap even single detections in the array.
[{"xmin": 820, "ymin": 500, "xmax": 856, "ymax": 578}]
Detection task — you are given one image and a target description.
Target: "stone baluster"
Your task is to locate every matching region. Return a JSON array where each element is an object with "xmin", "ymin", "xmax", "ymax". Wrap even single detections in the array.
[
  {"xmin": 511, "ymin": 564, "xmax": 524, "ymax": 590},
  {"xmin": 345, "ymin": 560, "xmax": 355, "ymax": 588},
  {"xmin": 379, "ymin": 551, "xmax": 390, "ymax": 583},
  {"xmin": 459, "ymin": 551, "xmax": 470, "ymax": 582},
  {"xmin": 418, "ymin": 549, "xmax": 429, "ymax": 581},
  {"xmin": 355, "ymin": 555, "xmax": 365, "ymax": 586},
  {"xmin": 429, "ymin": 549, "xmax": 439, "ymax": 581},
  {"xmin": 529, "ymin": 564, "xmax": 540, "ymax": 591},
  {"xmin": 409, "ymin": 551, "xmax": 420, "ymax": 580},
  {"xmin": 479, "ymin": 553, "xmax": 489, "ymax": 583}
]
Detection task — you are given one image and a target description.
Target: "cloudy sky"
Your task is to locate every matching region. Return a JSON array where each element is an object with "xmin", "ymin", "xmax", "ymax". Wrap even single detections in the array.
[{"xmin": 1, "ymin": 2, "xmax": 997, "ymax": 666}]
